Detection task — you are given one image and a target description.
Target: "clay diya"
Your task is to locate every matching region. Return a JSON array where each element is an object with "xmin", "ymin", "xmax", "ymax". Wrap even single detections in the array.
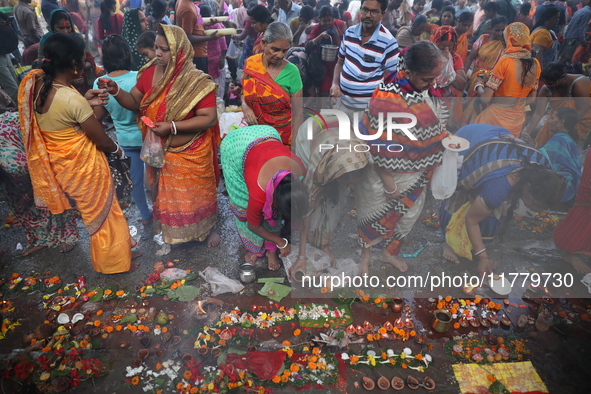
[
  {"xmin": 247, "ymin": 345, "xmax": 257, "ymax": 352},
  {"xmin": 138, "ymin": 349, "xmax": 149, "ymax": 359},
  {"xmin": 363, "ymin": 321, "xmax": 374, "ymax": 331},
  {"xmin": 89, "ymin": 327, "xmax": 101, "ymax": 337},
  {"xmin": 171, "ymin": 336, "xmax": 182, "ymax": 346},
  {"xmin": 131, "ymin": 358, "xmax": 143, "ymax": 368},
  {"xmin": 488, "ymin": 315, "xmax": 500, "ymax": 325},
  {"xmin": 355, "ymin": 325, "xmax": 366, "ymax": 336},
  {"xmin": 480, "ymin": 317, "xmax": 491, "ymax": 328},
  {"xmin": 469, "ymin": 319, "xmax": 481, "ymax": 328},
  {"xmin": 197, "ymin": 347, "xmax": 209, "ymax": 356},
  {"xmin": 139, "ymin": 337, "xmax": 151, "ymax": 348},
  {"xmin": 154, "ymin": 348, "xmax": 165, "ymax": 358},
  {"xmin": 459, "ymin": 317, "xmax": 469, "ymax": 328},
  {"xmin": 407, "ymin": 376, "xmax": 420, "ymax": 390},
  {"xmin": 404, "ymin": 319, "xmax": 414, "ymax": 329},
  {"xmin": 394, "ymin": 318, "xmax": 405, "ymax": 329},
  {"xmin": 71, "ymin": 326, "xmax": 82, "ymax": 336},
  {"xmin": 211, "ymin": 348, "xmax": 221, "ymax": 357},
  {"xmin": 377, "ymin": 376, "xmax": 390, "ymax": 390},
  {"xmin": 414, "ymin": 334, "xmax": 428, "ymax": 344},
  {"xmin": 423, "ymin": 377, "xmax": 436, "ymax": 391},
  {"xmin": 271, "ymin": 327, "xmax": 281, "ymax": 338},
  {"xmin": 383, "ymin": 321, "xmax": 393, "ymax": 332},
  {"xmin": 161, "ymin": 332, "xmax": 172, "ymax": 343},
  {"xmin": 219, "ymin": 328, "xmax": 233, "ymax": 340},
  {"xmin": 500, "ymin": 316, "xmax": 512, "ymax": 327},
  {"xmin": 346, "ymin": 324, "xmax": 356, "ymax": 334},
  {"xmin": 362, "ymin": 377, "xmax": 375, "ymax": 390},
  {"xmin": 182, "ymin": 354, "xmax": 194, "ymax": 362},
  {"xmin": 119, "ymin": 341, "xmax": 129, "ymax": 349},
  {"xmin": 391, "ymin": 376, "xmax": 404, "ymax": 390}
]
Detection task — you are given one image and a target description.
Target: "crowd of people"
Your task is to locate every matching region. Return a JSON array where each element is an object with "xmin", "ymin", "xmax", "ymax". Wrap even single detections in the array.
[{"xmin": 0, "ymin": 0, "xmax": 590, "ymax": 281}]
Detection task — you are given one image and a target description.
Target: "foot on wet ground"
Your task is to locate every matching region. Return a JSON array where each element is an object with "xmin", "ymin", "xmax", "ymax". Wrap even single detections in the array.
[
  {"xmin": 563, "ymin": 254, "xmax": 591, "ymax": 274},
  {"xmin": 379, "ymin": 250, "xmax": 408, "ymax": 272},
  {"xmin": 59, "ymin": 242, "xmax": 74, "ymax": 253},
  {"xmin": 206, "ymin": 230, "xmax": 221, "ymax": 248},
  {"xmin": 442, "ymin": 243, "xmax": 460, "ymax": 264},
  {"xmin": 22, "ymin": 245, "xmax": 45, "ymax": 257}
]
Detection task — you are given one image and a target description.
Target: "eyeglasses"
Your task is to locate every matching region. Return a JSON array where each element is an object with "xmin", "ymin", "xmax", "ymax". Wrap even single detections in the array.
[{"xmin": 359, "ymin": 7, "xmax": 382, "ymax": 17}]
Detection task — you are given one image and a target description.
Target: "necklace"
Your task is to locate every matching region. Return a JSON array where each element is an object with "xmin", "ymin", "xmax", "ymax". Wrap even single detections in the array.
[
  {"xmin": 264, "ymin": 55, "xmax": 280, "ymax": 74},
  {"xmin": 53, "ymin": 78, "xmax": 73, "ymax": 88}
]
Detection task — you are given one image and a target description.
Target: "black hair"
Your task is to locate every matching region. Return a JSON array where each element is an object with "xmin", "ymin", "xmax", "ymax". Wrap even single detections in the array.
[
  {"xmin": 540, "ymin": 62, "xmax": 566, "ymax": 83},
  {"xmin": 438, "ymin": 5, "xmax": 456, "ymax": 26},
  {"xmin": 412, "ymin": 14, "xmax": 428, "ymax": 30},
  {"xmin": 331, "ymin": 6, "xmax": 340, "ymax": 19},
  {"xmin": 482, "ymin": 2, "xmax": 499, "ymax": 13},
  {"xmin": 404, "ymin": 40, "xmax": 441, "ymax": 74},
  {"xmin": 150, "ymin": 0, "xmax": 168, "ymax": 19},
  {"xmin": 137, "ymin": 31, "xmax": 157, "ymax": 50},
  {"xmin": 338, "ymin": 0, "xmax": 349, "ymax": 14},
  {"xmin": 100, "ymin": 0, "xmax": 117, "ymax": 32},
  {"xmin": 306, "ymin": 0, "xmax": 317, "ymax": 8},
  {"xmin": 49, "ymin": 9, "xmax": 73, "ymax": 32},
  {"xmin": 442, "ymin": 1, "xmax": 452, "ymax": 8},
  {"xmin": 37, "ymin": 33, "xmax": 85, "ymax": 112},
  {"xmin": 300, "ymin": 5, "xmax": 315, "ymax": 21},
  {"xmin": 499, "ymin": 155, "xmax": 566, "ymax": 236},
  {"xmin": 531, "ymin": 7, "xmax": 560, "ymax": 32},
  {"xmin": 431, "ymin": 0, "xmax": 444, "ymax": 12},
  {"xmin": 273, "ymin": 174, "xmax": 309, "ymax": 222},
  {"xmin": 554, "ymin": 107, "xmax": 580, "ymax": 140},
  {"xmin": 199, "ymin": 4, "xmax": 213, "ymax": 18},
  {"xmin": 318, "ymin": 5, "xmax": 333, "ymax": 19},
  {"xmin": 520, "ymin": 2, "xmax": 531, "ymax": 15},
  {"xmin": 248, "ymin": 4, "xmax": 274, "ymax": 24},
  {"xmin": 458, "ymin": 11, "xmax": 474, "ymax": 23},
  {"xmin": 65, "ymin": 0, "xmax": 80, "ymax": 13},
  {"xmin": 362, "ymin": 0, "xmax": 388, "ymax": 12},
  {"xmin": 490, "ymin": 15, "xmax": 507, "ymax": 30},
  {"xmin": 102, "ymin": 34, "xmax": 132, "ymax": 73}
]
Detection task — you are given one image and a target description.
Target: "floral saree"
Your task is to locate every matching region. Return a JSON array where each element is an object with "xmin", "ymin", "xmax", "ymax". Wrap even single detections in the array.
[
  {"xmin": 243, "ymin": 54, "xmax": 292, "ymax": 145},
  {"xmin": 136, "ymin": 25, "xmax": 218, "ymax": 245},
  {"xmin": 19, "ymin": 70, "xmax": 131, "ymax": 274}
]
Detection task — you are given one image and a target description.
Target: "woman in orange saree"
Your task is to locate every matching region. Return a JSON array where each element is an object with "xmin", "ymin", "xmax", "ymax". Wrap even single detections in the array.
[
  {"xmin": 460, "ymin": 16, "xmax": 506, "ymax": 126},
  {"xmin": 100, "ymin": 24, "xmax": 219, "ymax": 253},
  {"xmin": 475, "ymin": 22, "xmax": 541, "ymax": 137},
  {"xmin": 19, "ymin": 33, "xmax": 133, "ymax": 274},
  {"xmin": 241, "ymin": 22, "xmax": 303, "ymax": 146}
]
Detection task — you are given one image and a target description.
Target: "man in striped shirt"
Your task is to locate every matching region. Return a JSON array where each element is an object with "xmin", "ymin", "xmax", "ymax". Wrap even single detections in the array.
[{"xmin": 330, "ymin": 0, "xmax": 399, "ymax": 109}]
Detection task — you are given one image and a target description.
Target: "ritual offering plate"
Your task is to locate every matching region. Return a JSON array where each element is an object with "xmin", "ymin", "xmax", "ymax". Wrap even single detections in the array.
[
  {"xmin": 490, "ymin": 276, "xmax": 512, "ymax": 296},
  {"xmin": 442, "ymin": 135, "xmax": 470, "ymax": 152}
]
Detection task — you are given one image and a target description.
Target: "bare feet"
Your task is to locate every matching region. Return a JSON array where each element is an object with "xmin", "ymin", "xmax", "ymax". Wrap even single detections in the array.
[
  {"xmin": 59, "ymin": 242, "xmax": 74, "ymax": 253},
  {"xmin": 132, "ymin": 251, "xmax": 143, "ymax": 259},
  {"xmin": 127, "ymin": 261, "xmax": 141, "ymax": 272},
  {"xmin": 266, "ymin": 250, "xmax": 281, "ymax": 271},
  {"xmin": 206, "ymin": 230, "xmax": 221, "ymax": 248},
  {"xmin": 155, "ymin": 243, "xmax": 171, "ymax": 256},
  {"xmin": 139, "ymin": 217, "xmax": 153, "ymax": 226},
  {"xmin": 563, "ymin": 253, "xmax": 591, "ymax": 274},
  {"xmin": 442, "ymin": 243, "xmax": 460, "ymax": 264},
  {"xmin": 245, "ymin": 252, "xmax": 258, "ymax": 264},
  {"xmin": 358, "ymin": 247, "xmax": 371, "ymax": 276},
  {"xmin": 379, "ymin": 249, "xmax": 408, "ymax": 272},
  {"xmin": 22, "ymin": 245, "xmax": 45, "ymax": 257}
]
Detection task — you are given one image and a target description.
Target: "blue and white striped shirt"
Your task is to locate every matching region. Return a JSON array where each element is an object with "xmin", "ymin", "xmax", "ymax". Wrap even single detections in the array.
[
  {"xmin": 565, "ymin": 5, "xmax": 591, "ymax": 44},
  {"xmin": 338, "ymin": 23, "xmax": 399, "ymax": 100}
]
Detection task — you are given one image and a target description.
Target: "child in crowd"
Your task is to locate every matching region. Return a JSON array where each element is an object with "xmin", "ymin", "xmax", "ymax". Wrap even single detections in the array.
[{"xmin": 136, "ymin": 31, "xmax": 157, "ymax": 62}]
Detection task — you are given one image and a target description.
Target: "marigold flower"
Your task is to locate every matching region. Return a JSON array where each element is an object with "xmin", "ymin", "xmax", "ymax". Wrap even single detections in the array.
[
  {"xmin": 116, "ymin": 290, "xmax": 125, "ymax": 297},
  {"xmin": 96, "ymin": 310, "xmax": 103, "ymax": 316},
  {"xmin": 218, "ymin": 340, "xmax": 226, "ymax": 346},
  {"xmin": 367, "ymin": 333, "xmax": 373, "ymax": 341},
  {"xmin": 129, "ymin": 326, "xmax": 138, "ymax": 332},
  {"xmin": 93, "ymin": 320, "xmax": 101, "ymax": 327},
  {"xmin": 156, "ymin": 363, "xmax": 162, "ymax": 370},
  {"xmin": 445, "ymin": 296, "xmax": 452, "ymax": 302},
  {"xmin": 454, "ymin": 323, "xmax": 460, "ymax": 329},
  {"xmin": 308, "ymin": 362, "xmax": 317, "ymax": 369},
  {"xmin": 137, "ymin": 325, "xmax": 145, "ymax": 331},
  {"xmin": 379, "ymin": 327, "xmax": 387, "ymax": 335},
  {"xmin": 410, "ymin": 330, "xmax": 416, "ymax": 337},
  {"xmin": 183, "ymin": 370, "xmax": 192, "ymax": 380},
  {"xmin": 190, "ymin": 388, "xmax": 198, "ymax": 394},
  {"xmin": 161, "ymin": 327, "xmax": 168, "ymax": 333},
  {"xmin": 272, "ymin": 376, "xmax": 281, "ymax": 383},
  {"xmin": 41, "ymin": 346, "xmax": 52, "ymax": 352},
  {"xmin": 104, "ymin": 290, "xmax": 112, "ymax": 295},
  {"xmin": 416, "ymin": 354, "xmax": 423, "ymax": 361},
  {"xmin": 79, "ymin": 340, "xmax": 88, "ymax": 348},
  {"xmin": 290, "ymin": 363, "xmax": 300, "ymax": 372},
  {"xmin": 282, "ymin": 340, "xmax": 291, "ymax": 346},
  {"xmin": 293, "ymin": 329, "xmax": 301, "ymax": 336},
  {"xmin": 131, "ymin": 376, "xmax": 140, "ymax": 385},
  {"xmin": 106, "ymin": 326, "xmax": 114, "ymax": 333},
  {"xmin": 373, "ymin": 333, "xmax": 381, "ymax": 340},
  {"xmin": 140, "ymin": 293, "xmax": 147, "ymax": 297},
  {"xmin": 116, "ymin": 325, "xmax": 123, "ymax": 331},
  {"xmin": 488, "ymin": 301, "xmax": 496, "ymax": 309},
  {"xmin": 401, "ymin": 363, "xmax": 408, "ymax": 369},
  {"xmin": 487, "ymin": 375, "xmax": 497, "ymax": 382}
]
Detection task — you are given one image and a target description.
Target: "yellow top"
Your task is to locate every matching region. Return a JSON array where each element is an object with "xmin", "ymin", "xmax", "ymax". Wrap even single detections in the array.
[{"xmin": 36, "ymin": 85, "xmax": 94, "ymax": 131}]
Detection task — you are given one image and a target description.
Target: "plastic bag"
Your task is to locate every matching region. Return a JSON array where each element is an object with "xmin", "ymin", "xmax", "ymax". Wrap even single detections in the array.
[
  {"xmin": 431, "ymin": 149, "xmax": 458, "ymax": 199},
  {"xmin": 219, "ymin": 112, "xmax": 247, "ymax": 139},
  {"xmin": 161, "ymin": 268, "xmax": 188, "ymax": 281},
  {"xmin": 281, "ymin": 244, "xmax": 332, "ymax": 282},
  {"xmin": 140, "ymin": 130, "xmax": 166, "ymax": 168},
  {"xmin": 199, "ymin": 267, "xmax": 244, "ymax": 295},
  {"xmin": 435, "ymin": 51, "xmax": 456, "ymax": 88}
]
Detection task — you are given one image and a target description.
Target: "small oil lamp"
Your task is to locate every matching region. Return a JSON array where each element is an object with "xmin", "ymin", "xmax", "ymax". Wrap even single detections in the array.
[
  {"xmin": 363, "ymin": 321, "xmax": 374, "ymax": 331},
  {"xmin": 346, "ymin": 324, "xmax": 356, "ymax": 334},
  {"xmin": 383, "ymin": 321, "xmax": 393, "ymax": 332},
  {"xmin": 355, "ymin": 325, "xmax": 366, "ymax": 335}
]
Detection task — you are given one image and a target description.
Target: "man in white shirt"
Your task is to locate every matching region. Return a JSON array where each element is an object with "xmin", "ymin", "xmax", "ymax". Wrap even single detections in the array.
[{"xmin": 277, "ymin": 0, "xmax": 302, "ymax": 25}]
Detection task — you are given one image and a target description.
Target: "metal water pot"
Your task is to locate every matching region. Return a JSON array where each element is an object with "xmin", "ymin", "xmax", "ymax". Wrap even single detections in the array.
[
  {"xmin": 238, "ymin": 263, "xmax": 256, "ymax": 284},
  {"xmin": 432, "ymin": 309, "xmax": 453, "ymax": 333}
]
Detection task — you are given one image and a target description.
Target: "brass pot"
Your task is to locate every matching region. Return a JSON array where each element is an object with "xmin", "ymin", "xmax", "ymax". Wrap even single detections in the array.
[{"xmin": 432, "ymin": 309, "xmax": 452, "ymax": 334}]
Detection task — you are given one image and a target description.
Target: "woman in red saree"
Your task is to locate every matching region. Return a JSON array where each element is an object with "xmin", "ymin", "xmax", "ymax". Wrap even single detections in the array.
[
  {"xmin": 99, "ymin": 24, "xmax": 219, "ymax": 253},
  {"xmin": 242, "ymin": 22, "xmax": 303, "ymax": 146}
]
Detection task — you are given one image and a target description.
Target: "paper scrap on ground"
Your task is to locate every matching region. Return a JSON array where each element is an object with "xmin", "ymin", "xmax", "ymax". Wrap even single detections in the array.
[{"xmin": 452, "ymin": 361, "xmax": 549, "ymax": 394}]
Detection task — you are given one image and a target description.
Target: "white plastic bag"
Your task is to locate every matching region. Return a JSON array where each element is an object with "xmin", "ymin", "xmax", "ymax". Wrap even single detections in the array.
[
  {"xmin": 219, "ymin": 112, "xmax": 247, "ymax": 139},
  {"xmin": 282, "ymin": 245, "xmax": 332, "ymax": 282},
  {"xmin": 199, "ymin": 267, "xmax": 244, "ymax": 295},
  {"xmin": 161, "ymin": 268, "xmax": 188, "ymax": 281},
  {"xmin": 140, "ymin": 131, "xmax": 166, "ymax": 168},
  {"xmin": 432, "ymin": 149, "xmax": 458, "ymax": 200}
]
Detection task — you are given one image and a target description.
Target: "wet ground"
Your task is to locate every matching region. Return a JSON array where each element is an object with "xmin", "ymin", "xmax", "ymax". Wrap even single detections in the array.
[{"xmin": 1, "ymin": 188, "xmax": 591, "ymax": 393}]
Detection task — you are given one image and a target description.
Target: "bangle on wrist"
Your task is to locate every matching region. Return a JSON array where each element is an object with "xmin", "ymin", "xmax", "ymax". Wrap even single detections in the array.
[
  {"xmin": 111, "ymin": 83, "xmax": 120, "ymax": 97},
  {"xmin": 22, "ymin": 194, "xmax": 31, "ymax": 202},
  {"xmin": 474, "ymin": 248, "xmax": 487, "ymax": 256},
  {"xmin": 110, "ymin": 143, "xmax": 120, "ymax": 154},
  {"xmin": 170, "ymin": 121, "xmax": 177, "ymax": 135},
  {"xmin": 384, "ymin": 184, "xmax": 398, "ymax": 195},
  {"xmin": 298, "ymin": 255, "xmax": 307, "ymax": 260},
  {"xmin": 277, "ymin": 237, "xmax": 289, "ymax": 249},
  {"xmin": 474, "ymin": 83, "xmax": 485, "ymax": 91}
]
